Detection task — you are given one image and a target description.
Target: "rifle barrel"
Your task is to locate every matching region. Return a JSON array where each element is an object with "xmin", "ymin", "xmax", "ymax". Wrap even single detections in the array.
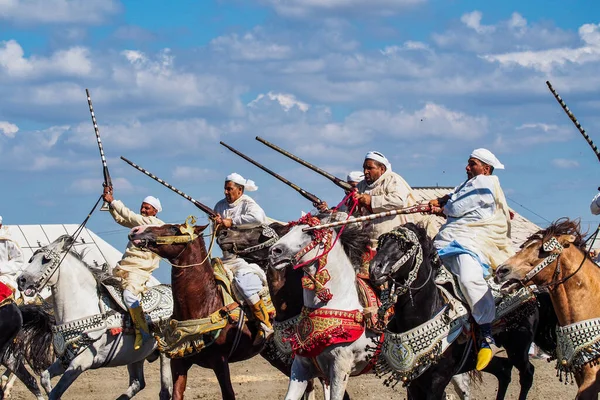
[
  {"xmin": 219, "ymin": 142, "xmax": 323, "ymax": 204},
  {"xmin": 256, "ymin": 136, "xmax": 353, "ymax": 191}
]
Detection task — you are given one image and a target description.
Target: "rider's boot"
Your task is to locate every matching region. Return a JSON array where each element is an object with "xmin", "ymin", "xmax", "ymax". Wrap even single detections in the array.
[
  {"xmin": 476, "ymin": 323, "xmax": 496, "ymax": 371},
  {"xmin": 129, "ymin": 305, "xmax": 151, "ymax": 350},
  {"xmin": 250, "ymin": 298, "xmax": 273, "ymax": 346}
]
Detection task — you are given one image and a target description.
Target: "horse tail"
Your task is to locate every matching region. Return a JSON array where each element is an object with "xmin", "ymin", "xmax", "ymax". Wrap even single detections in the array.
[{"xmin": 13, "ymin": 304, "xmax": 56, "ymax": 374}]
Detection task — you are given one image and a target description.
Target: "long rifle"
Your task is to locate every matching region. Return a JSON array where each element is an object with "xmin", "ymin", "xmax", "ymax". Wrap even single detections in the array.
[
  {"xmin": 120, "ymin": 156, "xmax": 218, "ymax": 218},
  {"xmin": 220, "ymin": 142, "xmax": 324, "ymax": 205},
  {"xmin": 86, "ymin": 89, "xmax": 112, "ymax": 211},
  {"xmin": 546, "ymin": 81, "xmax": 600, "ymax": 162},
  {"xmin": 302, "ymin": 204, "xmax": 431, "ymax": 232},
  {"xmin": 256, "ymin": 136, "xmax": 353, "ymax": 191}
]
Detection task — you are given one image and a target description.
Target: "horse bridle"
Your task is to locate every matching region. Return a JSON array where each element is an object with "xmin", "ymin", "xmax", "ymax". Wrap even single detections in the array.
[
  {"xmin": 522, "ymin": 237, "xmax": 564, "ymax": 284},
  {"xmin": 231, "ymin": 225, "xmax": 280, "ymax": 255},
  {"xmin": 32, "ymin": 247, "xmax": 64, "ymax": 291},
  {"xmin": 376, "ymin": 227, "xmax": 427, "ymax": 297}
]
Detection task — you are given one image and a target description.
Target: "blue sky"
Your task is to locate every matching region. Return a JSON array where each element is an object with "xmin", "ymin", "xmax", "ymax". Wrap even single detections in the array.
[{"xmin": 1, "ymin": 0, "xmax": 599, "ymax": 284}]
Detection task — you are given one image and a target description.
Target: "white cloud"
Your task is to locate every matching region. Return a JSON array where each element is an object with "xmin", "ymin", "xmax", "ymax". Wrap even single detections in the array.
[
  {"xmin": 482, "ymin": 23, "xmax": 600, "ymax": 72},
  {"xmin": 210, "ymin": 31, "xmax": 292, "ymax": 61},
  {"xmin": 0, "ymin": 121, "xmax": 18, "ymax": 137},
  {"xmin": 461, "ymin": 11, "xmax": 495, "ymax": 34},
  {"xmin": 0, "ymin": 0, "xmax": 120, "ymax": 24},
  {"xmin": 70, "ymin": 177, "xmax": 134, "ymax": 194},
  {"xmin": 172, "ymin": 166, "xmax": 216, "ymax": 181},
  {"xmin": 259, "ymin": 0, "xmax": 425, "ymax": 18},
  {"xmin": 248, "ymin": 92, "xmax": 310, "ymax": 112},
  {"xmin": 0, "ymin": 40, "xmax": 92, "ymax": 78},
  {"xmin": 552, "ymin": 158, "xmax": 580, "ymax": 169}
]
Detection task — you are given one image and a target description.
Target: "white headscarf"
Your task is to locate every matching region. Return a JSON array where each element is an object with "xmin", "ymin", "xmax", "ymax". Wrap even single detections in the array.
[
  {"xmin": 365, "ymin": 151, "xmax": 392, "ymax": 171},
  {"xmin": 471, "ymin": 148, "xmax": 505, "ymax": 170},
  {"xmin": 347, "ymin": 171, "xmax": 364, "ymax": 183},
  {"xmin": 142, "ymin": 196, "xmax": 162, "ymax": 213},
  {"xmin": 0, "ymin": 215, "xmax": 3, "ymax": 224},
  {"xmin": 226, "ymin": 173, "xmax": 258, "ymax": 192}
]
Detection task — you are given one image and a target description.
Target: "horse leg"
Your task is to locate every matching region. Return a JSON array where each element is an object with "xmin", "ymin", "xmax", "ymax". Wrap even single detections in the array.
[
  {"xmin": 48, "ymin": 352, "xmax": 94, "ymax": 400},
  {"xmin": 8, "ymin": 361, "xmax": 44, "ymax": 400},
  {"xmin": 482, "ymin": 356, "xmax": 513, "ymax": 400},
  {"xmin": 449, "ymin": 373, "xmax": 471, "ymax": 400},
  {"xmin": 158, "ymin": 353, "xmax": 172, "ymax": 400},
  {"xmin": 41, "ymin": 360, "xmax": 65, "ymax": 395},
  {"xmin": 327, "ymin": 355, "xmax": 353, "ymax": 400},
  {"xmin": 116, "ymin": 360, "xmax": 146, "ymax": 400},
  {"xmin": 212, "ymin": 356, "xmax": 236, "ymax": 400},
  {"xmin": 171, "ymin": 358, "xmax": 193, "ymax": 400},
  {"xmin": 285, "ymin": 357, "xmax": 313, "ymax": 400}
]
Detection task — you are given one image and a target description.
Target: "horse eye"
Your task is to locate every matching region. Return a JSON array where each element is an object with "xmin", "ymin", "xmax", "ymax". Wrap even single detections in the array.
[{"xmin": 41, "ymin": 255, "xmax": 51, "ymax": 265}]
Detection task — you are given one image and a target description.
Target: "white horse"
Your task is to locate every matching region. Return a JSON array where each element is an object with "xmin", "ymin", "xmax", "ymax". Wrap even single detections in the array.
[
  {"xmin": 17, "ymin": 235, "xmax": 172, "ymax": 400},
  {"xmin": 268, "ymin": 216, "xmax": 379, "ymax": 400}
]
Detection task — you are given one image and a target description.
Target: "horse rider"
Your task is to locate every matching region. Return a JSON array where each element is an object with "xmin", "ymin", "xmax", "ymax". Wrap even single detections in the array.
[
  {"xmin": 591, "ymin": 192, "xmax": 600, "ymax": 215},
  {"xmin": 0, "ymin": 215, "xmax": 25, "ymax": 301},
  {"xmin": 102, "ymin": 187, "xmax": 164, "ymax": 350},
  {"xmin": 214, "ymin": 173, "xmax": 273, "ymax": 345},
  {"xmin": 346, "ymin": 171, "xmax": 364, "ymax": 192},
  {"xmin": 429, "ymin": 148, "xmax": 513, "ymax": 371}
]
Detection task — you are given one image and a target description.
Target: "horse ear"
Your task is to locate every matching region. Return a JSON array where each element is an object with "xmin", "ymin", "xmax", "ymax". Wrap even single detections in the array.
[
  {"xmin": 59, "ymin": 235, "xmax": 76, "ymax": 251},
  {"xmin": 194, "ymin": 225, "xmax": 209, "ymax": 234},
  {"xmin": 558, "ymin": 234, "xmax": 577, "ymax": 247}
]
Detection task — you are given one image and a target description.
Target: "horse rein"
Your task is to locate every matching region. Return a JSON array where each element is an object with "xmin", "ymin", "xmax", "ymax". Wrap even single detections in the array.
[{"xmin": 231, "ymin": 225, "xmax": 280, "ymax": 255}]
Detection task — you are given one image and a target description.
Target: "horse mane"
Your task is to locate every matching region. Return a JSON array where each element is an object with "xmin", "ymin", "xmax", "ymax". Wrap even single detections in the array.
[
  {"xmin": 526, "ymin": 218, "xmax": 586, "ymax": 250},
  {"xmin": 400, "ymin": 222, "xmax": 443, "ymax": 271},
  {"xmin": 336, "ymin": 225, "xmax": 371, "ymax": 269},
  {"xmin": 56, "ymin": 236, "xmax": 122, "ymax": 286}
]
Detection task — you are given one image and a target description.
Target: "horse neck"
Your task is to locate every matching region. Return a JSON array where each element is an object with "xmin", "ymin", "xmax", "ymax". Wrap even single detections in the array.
[
  {"xmin": 52, "ymin": 253, "xmax": 102, "ymax": 325},
  {"xmin": 170, "ymin": 238, "xmax": 222, "ymax": 321},
  {"xmin": 268, "ymin": 267, "xmax": 304, "ymax": 322},
  {"xmin": 391, "ymin": 260, "xmax": 442, "ymax": 333},
  {"xmin": 547, "ymin": 247, "xmax": 600, "ymax": 326},
  {"xmin": 303, "ymin": 240, "xmax": 361, "ymax": 310}
]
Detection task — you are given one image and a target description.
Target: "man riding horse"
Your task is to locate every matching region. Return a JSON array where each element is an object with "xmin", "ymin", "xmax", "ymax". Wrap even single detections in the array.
[
  {"xmin": 0, "ymin": 215, "xmax": 24, "ymax": 301},
  {"xmin": 429, "ymin": 148, "xmax": 513, "ymax": 371},
  {"xmin": 102, "ymin": 187, "xmax": 164, "ymax": 350},
  {"xmin": 213, "ymin": 172, "xmax": 273, "ymax": 345}
]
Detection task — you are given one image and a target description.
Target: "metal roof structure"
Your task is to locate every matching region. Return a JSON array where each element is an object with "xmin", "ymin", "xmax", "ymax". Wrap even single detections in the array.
[{"xmin": 412, "ymin": 187, "xmax": 541, "ymax": 251}]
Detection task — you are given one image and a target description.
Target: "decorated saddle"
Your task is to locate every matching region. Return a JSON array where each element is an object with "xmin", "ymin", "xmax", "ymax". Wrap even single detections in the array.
[
  {"xmin": 101, "ymin": 280, "xmax": 174, "ymax": 325},
  {"xmin": 0, "ymin": 281, "xmax": 14, "ymax": 306},
  {"xmin": 375, "ymin": 265, "xmax": 537, "ymax": 386}
]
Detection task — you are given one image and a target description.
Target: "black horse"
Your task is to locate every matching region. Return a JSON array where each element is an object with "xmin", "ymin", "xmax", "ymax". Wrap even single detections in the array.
[
  {"xmin": 0, "ymin": 301, "xmax": 54, "ymax": 399},
  {"xmin": 370, "ymin": 223, "xmax": 557, "ymax": 400}
]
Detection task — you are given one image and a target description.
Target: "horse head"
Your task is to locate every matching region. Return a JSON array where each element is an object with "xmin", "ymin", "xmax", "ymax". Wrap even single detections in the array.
[
  {"xmin": 495, "ymin": 218, "xmax": 585, "ymax": 291},
  {"xmin": 18, "ymin": 235, "xmax": 76, "ymax": 296},
  {"xmin": 217, "ymin": 222, "xmax": 290, "ymax": 267},
  {"xmin": 128, "ymin": 217, "xmax": 209, "ymax": 262},
  {"xmin": 370, "ymin": 223, "xmax": 438, "ymax": 287}
]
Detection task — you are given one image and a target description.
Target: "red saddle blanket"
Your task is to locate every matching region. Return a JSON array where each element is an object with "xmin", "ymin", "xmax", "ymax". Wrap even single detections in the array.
[
  {"xmin": 284, "ymin": 307, "xmax": 365, "ymax": 358},
  {"xmin": 0, "ymin": 281, "xmax": 13, "ymax": 303}
]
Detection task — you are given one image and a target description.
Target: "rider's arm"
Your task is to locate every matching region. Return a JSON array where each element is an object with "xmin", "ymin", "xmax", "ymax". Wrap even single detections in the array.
[{"xmin": 110, "ymin": 200, "xmax": 163, "ymax": 228}]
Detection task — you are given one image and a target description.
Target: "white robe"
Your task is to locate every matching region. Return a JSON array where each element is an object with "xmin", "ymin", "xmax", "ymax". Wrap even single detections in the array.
[
  {"xmin": 214, "ymin": 194, "xmax": 267, "ymax": 226},
  {"xmin": 591, "ymin": 192, "xmax": 600, "ymax": 215},
  {"xmin": 0, "ymin": 228, "xmax": 24, "ymax": 295},
  {"xmin": 434, "ymin": 175, "xmax": 513, "ymax": 325},
  {"xmin": 214, "ymin": 195, "xmax": 268, "ymax": 304}
]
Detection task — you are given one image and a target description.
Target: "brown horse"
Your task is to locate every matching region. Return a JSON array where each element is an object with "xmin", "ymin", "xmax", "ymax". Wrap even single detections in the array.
[
  {"xmin": 129, "ymin": 223, "xmax": 265, "ymax": 400},
  {"xmin": 495, "ymin": 218, "xmax": 600, "ymax": 400}
]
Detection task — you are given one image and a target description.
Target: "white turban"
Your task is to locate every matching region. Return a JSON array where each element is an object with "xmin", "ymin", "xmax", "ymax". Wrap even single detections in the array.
[
  {"xmin": 471, "ymin": 148, "xmax": 505, "ymax": 170},
  {"xmin": 346, "ymin": 171, "xmax": 364, "ymax": 183},
  {"xmin": 226, "ymin": 173, "xmax": 258, "ymax": 192},
  {"xmin": 365, "ymin": 151, "xmax": 392, "ymax": 171},
  {"xmin": 0, "ymin": 215, "xmax": 3, "ymax": 224},
  {"xmin": 142, "ymin": 196, "xmax": 162, "ymax": 213}
]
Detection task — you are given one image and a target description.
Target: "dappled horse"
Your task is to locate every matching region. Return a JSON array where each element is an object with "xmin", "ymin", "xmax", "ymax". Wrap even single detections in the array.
[
  {"xmin": 18, "ymin": 235, "xmax": 172, "ymax": 400},
  {"xmin": 370, "ymin": 223, "xmax": 550, "ymax": 400},
  {"xmin": 496, "ymin": 218, "xmax": 600, "ymax": 400},
  {"xmin": 0, "ymin": 287, "xmax": 52, "ymax": 400},
  {"xmin": 129, "ymin": 222, "xmax": 270, "ymax": 400},
  {"xmin": 268, "ymin": 214, "xmax": 378, "ymax": 400}
]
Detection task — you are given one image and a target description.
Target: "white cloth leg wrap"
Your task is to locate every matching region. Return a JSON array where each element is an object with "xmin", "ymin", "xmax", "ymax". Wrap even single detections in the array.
[
  {"xmin": 445, "ymin": 253, "xmax": 495, "ymax": 325},
  {"xmin": 123, "ymin": 289, "xmax": 141, "ymax": 308},
  {"xmin": 233, "ymin": 271, "xmax": 263, "ymax": 304}
]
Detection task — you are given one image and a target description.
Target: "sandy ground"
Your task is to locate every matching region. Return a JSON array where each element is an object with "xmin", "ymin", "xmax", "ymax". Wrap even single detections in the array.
[{"xmin": 7, "ymin": 353, "xmax": 578, "ymax": 400}]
